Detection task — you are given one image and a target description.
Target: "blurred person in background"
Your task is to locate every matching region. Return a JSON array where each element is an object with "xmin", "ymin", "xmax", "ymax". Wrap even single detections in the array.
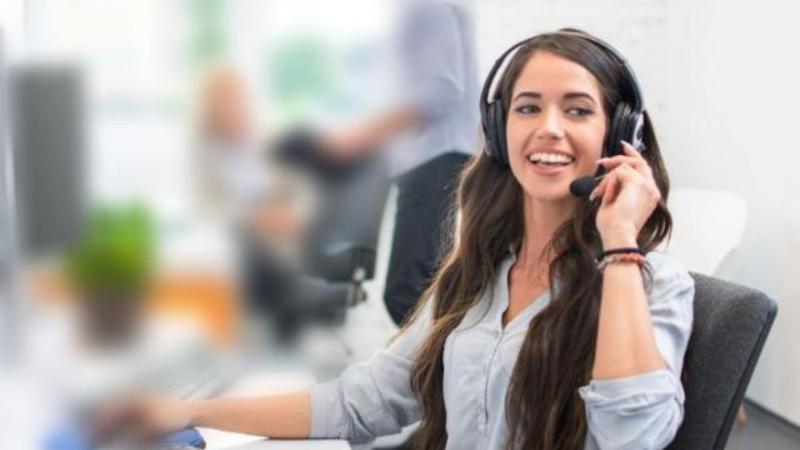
[
  {"xmin": 194, "ymin": 65, "xmax": 312, "ymax": 276},
  {"xmin": 194, "ymin": 67, "xmax": 265, "ymax": 222},
  {"xmin": 319, "ymin": 0, "xmax": 479, "ymax": 325},
  {"xmin": 193, "ymin": 66, "xmax": 318, "ymax": 339},
  {"xmin": 193, "ymin": 66, "xmax": 308, "ymax": 243}
]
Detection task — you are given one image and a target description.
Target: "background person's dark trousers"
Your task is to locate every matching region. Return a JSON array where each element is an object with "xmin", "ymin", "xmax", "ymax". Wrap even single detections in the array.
[{"xmin": 384, "ymin": 152, "xmax": 471, "ymax": 325}]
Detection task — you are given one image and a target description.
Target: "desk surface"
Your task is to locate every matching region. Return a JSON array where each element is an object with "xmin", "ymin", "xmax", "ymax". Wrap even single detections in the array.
[
  {"xmin": 200, "ymin": 430, "xmax": 350, "ymax": 450},
  {"xmin": 198, "ymin": 371, "xmax": 351, "ymax": 450}
]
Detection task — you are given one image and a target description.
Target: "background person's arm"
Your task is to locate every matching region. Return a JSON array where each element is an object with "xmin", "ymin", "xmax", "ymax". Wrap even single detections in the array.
[
  {"xmin": 322, "ymin": 0, "xmax": 465, "ymax": 162},
  {"xmin": 323, "ymin": 106, "xmax": 421, "ymax": 162}
]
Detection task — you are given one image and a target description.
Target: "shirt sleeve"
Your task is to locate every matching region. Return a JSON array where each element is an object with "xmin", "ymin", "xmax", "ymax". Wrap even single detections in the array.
[
  {"xmin": 578, "ymin": 252, "xmax": 695, "ymax": 450},
  {"xmin": 309, "ymin": 299, "xmax": 433, "ymax": 443},
  {"xmin": 397, "ymin": 0, "xmax": 465, "ymax": 121}
]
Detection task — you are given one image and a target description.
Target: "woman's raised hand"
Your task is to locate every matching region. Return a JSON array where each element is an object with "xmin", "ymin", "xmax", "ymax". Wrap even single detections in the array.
[{"xmin": 589, "ymin": 141, "xmax": 662, "ymax": 249}]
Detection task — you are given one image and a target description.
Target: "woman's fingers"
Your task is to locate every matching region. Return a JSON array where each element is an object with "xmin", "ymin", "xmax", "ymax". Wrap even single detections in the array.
[
  {"xmin": 590, "ymin": 161, "xmax": 639, "ymax": 201},
  {"xmin": 597, "ymin": 155, "xmax": 649, "ymax": 174},
  {"xmin": 590, "ymin": 169, "xmax": 620, "ymax": 203},
  {"xmin": 590, "ymin": 163, "xmax": 652, "ymax": 204},
  {"xmin": 597, "ymin": 141, "xmax": 650, "ymax": 173},
  {"xmin": 603, "ymin": 172, "xmax": 620, "ymax": 204},
  {"xmin": 620, "ymin": 140, "xmax": 643, "ymax": 158},
  {"xmin": 589, "ymin": 176, "xmax": 607, "ymax": 201},
  {"xmin": 612, "ymin": 163, "xmax": 662, "ymax": 204}
]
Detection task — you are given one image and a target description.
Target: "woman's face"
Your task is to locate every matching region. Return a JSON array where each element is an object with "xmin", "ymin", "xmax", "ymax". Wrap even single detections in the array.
[{"xmin": 506, "ymin": 51, "xmax": 607, "ymax": 203}]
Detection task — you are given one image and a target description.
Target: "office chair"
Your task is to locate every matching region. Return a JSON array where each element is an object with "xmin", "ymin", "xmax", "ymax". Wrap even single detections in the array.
[
  {"xmin": 243, "ymin": 129, "xmax": 390, "ymax": 341},
  {"xmin": 667, "ymin": 273, "xmax": 777, "ymax": 450}
]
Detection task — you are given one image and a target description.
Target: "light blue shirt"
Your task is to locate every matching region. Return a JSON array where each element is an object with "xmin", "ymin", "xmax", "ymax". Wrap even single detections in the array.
[
  {"xmin": 311, "ymin": 251, "xmax": 695, "ymax": 449},
  {"xmin": 389, "ymin": 0, "xmax": 480, "ymax": 176}
]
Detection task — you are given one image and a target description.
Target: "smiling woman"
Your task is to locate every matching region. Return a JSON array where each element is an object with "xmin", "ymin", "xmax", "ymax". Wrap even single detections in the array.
[
  {"xmin": 92, "ymin": 30, "xmax": 692, "ymax": 450},
  {"xmin": 405, "ymin": 29, "xmax": 684, "ymax": 450}
]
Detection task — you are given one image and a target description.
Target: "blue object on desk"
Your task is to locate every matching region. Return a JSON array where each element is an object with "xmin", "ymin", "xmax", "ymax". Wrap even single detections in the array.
[
  {"xmin": 45, "ymin": 422, "xmax": 206, "ymax": 450},
  {"xmin": 44, "ymin": 421, "xmax": 92, "ymax": 450},
  {"xmin": 159, "ymin": 427, "xmax": 207, "ymax": 449}
]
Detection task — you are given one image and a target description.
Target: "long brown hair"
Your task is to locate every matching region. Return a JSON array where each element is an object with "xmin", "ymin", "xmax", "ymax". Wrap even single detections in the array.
[{"xmin": 407, "ymin": 31, "xmax": 673, "ymax": 449}]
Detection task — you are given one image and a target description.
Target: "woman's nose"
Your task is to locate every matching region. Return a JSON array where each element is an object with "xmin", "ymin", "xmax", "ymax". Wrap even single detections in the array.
[{"xmin": 535, "ymin": 108, "xmax": 565, "ymax": 140}]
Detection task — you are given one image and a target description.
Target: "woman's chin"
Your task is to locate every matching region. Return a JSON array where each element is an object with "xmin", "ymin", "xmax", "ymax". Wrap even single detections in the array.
[{"xmin": 521, "ymin": 185, "xmax": 574, "ymax": 203}]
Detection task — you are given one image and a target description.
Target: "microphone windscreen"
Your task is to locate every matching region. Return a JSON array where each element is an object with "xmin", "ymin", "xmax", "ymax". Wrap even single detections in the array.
[{"xmin": 569, "ymin": 176, "xmax": 599, "ymax": 198}]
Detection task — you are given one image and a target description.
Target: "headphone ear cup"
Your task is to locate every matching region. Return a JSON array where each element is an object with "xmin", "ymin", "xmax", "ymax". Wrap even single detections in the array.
[
  {"xmin": 482, "ymin": 101, "xmax": 508, "ymax": 167},
  {"xmin": 482, "ymin": 102, "xmax": 499, "ymax": 162},
  {"xmin": 492, "ymin": 101, "xmax": 509, "ymax": 166},
  {"xmin": 631, "ymin": 112, "xmax": 645, "ymax": 151},
  {"xmin": 606, "ymin": 102, "xmax": 641, "ymax": 157}
]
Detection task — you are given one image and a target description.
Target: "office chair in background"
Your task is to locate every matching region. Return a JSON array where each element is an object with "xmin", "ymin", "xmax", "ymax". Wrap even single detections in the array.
[{"xmin": 242, "ymin": 129, "xmax": 390, "ymax": 345}]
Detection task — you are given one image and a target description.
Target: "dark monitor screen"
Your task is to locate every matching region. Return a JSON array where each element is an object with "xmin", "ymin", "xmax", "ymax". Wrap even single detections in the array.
[
  {"xmin": 0, "ymin": 30, "xmax": 21, "ymax": 363},
  {"xmin": 9, "ymin": 64, "xmax": 87, "ymax": 258}
]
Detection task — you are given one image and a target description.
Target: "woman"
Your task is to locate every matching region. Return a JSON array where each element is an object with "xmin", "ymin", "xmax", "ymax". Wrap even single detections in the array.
[{"xmin": 110, "ymin": 30, "xmax": 694, "ymax": 450}]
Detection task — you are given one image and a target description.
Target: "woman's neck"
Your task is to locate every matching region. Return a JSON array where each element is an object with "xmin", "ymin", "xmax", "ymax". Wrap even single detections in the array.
[{"xmin": 515, "ymin": 196, "xmax": 577, "ymax": 280}]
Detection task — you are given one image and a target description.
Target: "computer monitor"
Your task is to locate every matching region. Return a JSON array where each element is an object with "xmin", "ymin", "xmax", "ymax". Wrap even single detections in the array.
[
  {"xmin": 9, "ymin": 63, "xmax": 87, "ymax": 258},
  {"xmin": 0, "ymin": 30, "xmax": 22, "ymax": 364}
]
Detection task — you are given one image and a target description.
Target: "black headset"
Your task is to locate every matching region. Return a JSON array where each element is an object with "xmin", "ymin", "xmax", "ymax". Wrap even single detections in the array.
[{"xmin": 479, "ymin": 29, "xmax": 646, "ymax": 168}]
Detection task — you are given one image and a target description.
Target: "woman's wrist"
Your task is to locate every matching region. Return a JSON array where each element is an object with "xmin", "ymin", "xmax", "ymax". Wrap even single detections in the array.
[
  {"xmin": 600, "ymin": 225, "xmax": 638, "ymax": 250},
  {"xmin": 183, "ymin": 400, "xmax": 205, "ymax": 427}
]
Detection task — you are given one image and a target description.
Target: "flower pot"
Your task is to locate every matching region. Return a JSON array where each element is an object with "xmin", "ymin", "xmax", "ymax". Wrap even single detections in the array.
[{"xmin": 79, "ymin": 290, "xmax": 144, "ymax": 348}]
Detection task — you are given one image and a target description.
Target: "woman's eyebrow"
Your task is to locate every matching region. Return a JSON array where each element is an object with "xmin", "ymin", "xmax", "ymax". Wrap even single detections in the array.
[
  {"xmin": 563, "ymin": 92, "xmax": 597, "ymax": 104},
  {"xmin": 512, "ymin": 91, "xmax": 541, "ymax": 102},
  {"xmin": 511, "ymin": 91, "xmax": 598, "ymax": 105}
]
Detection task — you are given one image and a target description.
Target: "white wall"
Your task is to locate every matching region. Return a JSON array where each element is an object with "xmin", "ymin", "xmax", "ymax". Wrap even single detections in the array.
[
  {"xmin": 0, "ymin": 0, "xmax": 25, "ymax": 56},
  {"xmin": 477, "ymin": 0, "xmax": 800, "ymax": 425},
  {"xmin": 664, "ymin": 0, "xmax": 800, "ymax": 425}
]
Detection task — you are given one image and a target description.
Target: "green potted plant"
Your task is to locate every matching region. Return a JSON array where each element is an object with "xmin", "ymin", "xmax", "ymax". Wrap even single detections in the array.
[{"xmin": 66, "ymin": 204, "xmax": 156, "ymax": 346}]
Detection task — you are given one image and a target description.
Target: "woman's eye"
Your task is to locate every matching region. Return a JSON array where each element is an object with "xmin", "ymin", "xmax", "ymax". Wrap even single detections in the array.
[
  {"xmin": 515, "ymin": 105, "xmax": 540, "ymax": 114},
  {"xmin": 566, "ymin": 107, "xmax": 594, "ymax": 117}
]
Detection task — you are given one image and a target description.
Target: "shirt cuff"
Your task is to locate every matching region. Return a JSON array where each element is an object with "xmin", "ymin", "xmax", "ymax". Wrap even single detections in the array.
[
  {"xmin": 309, "ymin": 381, "xmax": 346, "ymax": 439},
  {"xmin": 578, "ymin": 369, "xmax": 683, "ymax": 409}
]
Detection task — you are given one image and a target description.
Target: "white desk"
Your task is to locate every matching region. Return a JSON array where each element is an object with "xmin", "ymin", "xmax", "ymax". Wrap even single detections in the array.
[
  {"xmin": 202, "ymin": 434, "xmax": 350, "ymax": 450},
  {"xmin": 197, "ymin": 371, "xmax": 351, "ymax": 450}
]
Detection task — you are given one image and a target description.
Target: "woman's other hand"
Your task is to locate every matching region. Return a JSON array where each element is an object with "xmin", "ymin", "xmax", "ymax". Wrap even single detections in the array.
[{"xmin": 92, "ymin": 394, "xmax": 193, "ymax": 444}]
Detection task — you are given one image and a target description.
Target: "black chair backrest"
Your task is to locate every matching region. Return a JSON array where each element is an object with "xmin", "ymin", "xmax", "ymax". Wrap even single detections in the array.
[{"xmin": 668, "ymin": 273, "xmax": 777, "ymax": 450}]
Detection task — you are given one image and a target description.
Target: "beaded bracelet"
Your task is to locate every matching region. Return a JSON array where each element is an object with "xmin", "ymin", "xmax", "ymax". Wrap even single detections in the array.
[
  {"xmin": 596, "ymin": 252, "xmax": 646, "ymax": 272},
  {"xmin": 595, "ymin": 247, "xmax": 645, "ymax": 263}
]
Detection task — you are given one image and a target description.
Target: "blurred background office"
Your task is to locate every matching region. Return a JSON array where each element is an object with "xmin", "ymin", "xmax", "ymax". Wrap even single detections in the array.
[{"xmin": 1, "ymin": 0, "xmax": 799, "ymax": 449}]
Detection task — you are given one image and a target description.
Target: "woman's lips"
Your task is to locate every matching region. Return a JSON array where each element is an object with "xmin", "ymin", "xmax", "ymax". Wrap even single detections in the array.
[{"xmin": 527, "ymin": 159, "xmax": 574, "ymax": 177}]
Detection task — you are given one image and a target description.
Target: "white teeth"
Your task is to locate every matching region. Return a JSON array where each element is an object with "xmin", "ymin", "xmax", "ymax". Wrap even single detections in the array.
[{"xmin": 528, "ymin": 152, "xmax": 574, "ymax": 164}]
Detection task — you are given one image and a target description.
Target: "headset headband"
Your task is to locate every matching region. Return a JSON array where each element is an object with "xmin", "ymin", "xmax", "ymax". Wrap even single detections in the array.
[{"xmin": 481, "ymin": 30, "xmax": 644, "ymax": 113}]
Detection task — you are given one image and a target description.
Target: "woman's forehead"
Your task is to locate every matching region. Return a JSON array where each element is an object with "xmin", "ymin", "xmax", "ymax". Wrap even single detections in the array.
[{"xmin": 511, "ymin": 51, "xmax": 603, "ymax": 101}]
